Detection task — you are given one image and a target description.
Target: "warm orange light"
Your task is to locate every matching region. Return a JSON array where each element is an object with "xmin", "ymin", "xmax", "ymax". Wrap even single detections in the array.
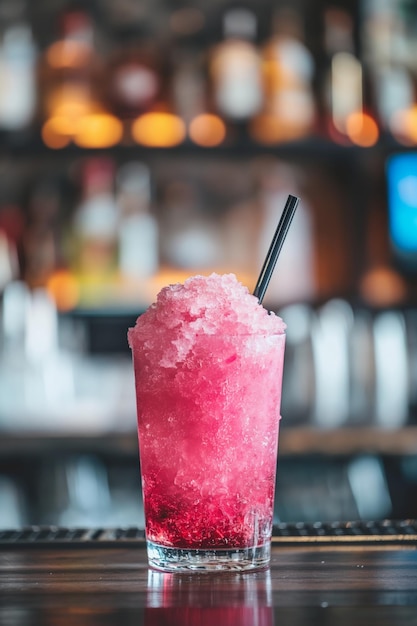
[
  {"xmin": 132, "ymin": 112, "xmax": 186, "ymax": 147},
  {"xmin": 345, "ymin": 111, "xmax": 379, "ymax": 147},
  {"xmin": 47, "ymin": 270, "xmax": 80, "ymax": 311},
  {"xmin": 74, "ymin": 113, "xmax": 123, "ymax": 148},
  {"xmin": 189, "ymin": 114, "xmax": 226, "ymax": 146},
  {"xmin": 249, "ymin": 113, "xmax": 310, "ymax": 144},
  {"xmin": 41, "ymin": 117, "xmax": 72, "ymax": 149},
  {"xmin": 45, "ymin": 84, "xmax": 93, "ymax": 119},
  {"xmin": 46, "ymin": 40, "xmax": 91, "ymax": 69},
  {"xmin": 390, "ymin": 105, "xmax": 417, "ymax": 145},
  {"xmin": 359, "ymin": 266, "xmax": 406, "ymax": 307},
  {"xmin": 45, "ymin": 115, "xmax": 76, "ymax": 136}
]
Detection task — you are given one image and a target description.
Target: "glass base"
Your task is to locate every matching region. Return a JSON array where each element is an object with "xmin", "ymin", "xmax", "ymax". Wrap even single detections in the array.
[{"xmin": 147, "ymin": 540, "xmax": 271, "ymax": 572}]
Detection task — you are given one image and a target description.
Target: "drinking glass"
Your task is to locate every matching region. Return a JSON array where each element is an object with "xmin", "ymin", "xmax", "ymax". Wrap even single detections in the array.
[{"xmin": 131, "ymin": 331, "xmax": 285, "ymax": 572}]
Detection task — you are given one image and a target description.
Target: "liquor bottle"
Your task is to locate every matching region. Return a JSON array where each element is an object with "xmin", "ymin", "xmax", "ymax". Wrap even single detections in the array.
[
  {"xmin": 159, "ymin": 179, "xmax": 223, "ymax": 271},
  {"xmin": 106, "ymin": 28, "xmax": 161, "ymax": 121},
  {"xmin": 250, "ymin": 7, "xmax": 316, "ymax": 144},
  {"xmin": 322, "ymin": 6, "xmax": 379, "ymax": 146},
  {"xmin": 322, "ymin": 7, "xmax": 363, "ymax": 142},
  {"xmin": 0, "ymin": 0, "xmax": 37, "ymax": 132},
  {"xmin": 172, "ymin": 48, "xmax": 227, "ymax": 147},
  {"xmin": 116, "ymin": 161, "xmax": 159, "ymax": 280},
  {"xmin": 71, "ymin": 157, "xmax": 118, "ymax": 301},
  {"xmin": 125, "ymin": 23, "xmax": 187, "ymax": 148},
  {"xmin": 209, "ymin": 7, "xmax": 263, "ymax": 123},
  {"xmin": 40, "ymin": 7, "xmax": 122, "ymax": 149},
  {"xmin": 0, "ymin": 201, "xmax": 23, "ymax": 287},
  {"xmin": 361, "ymin": 0, "xmax": 415, "ymax": 143},
  {"xmin": 21, "ymin": 179, "xmax": 62, "ymax": 290},
  {"xmin": 40, "ymin": 8, "xmax": 97, "ymax": 132},
  {"xmin": 0, "ymin": 231, "xmax": 16, "ymax": 289}
]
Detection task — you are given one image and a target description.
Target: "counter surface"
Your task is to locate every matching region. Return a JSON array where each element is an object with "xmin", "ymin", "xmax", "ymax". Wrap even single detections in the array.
[{"xmin": 1, "ymin": 533, "xmax": 416, "ymax": 625}]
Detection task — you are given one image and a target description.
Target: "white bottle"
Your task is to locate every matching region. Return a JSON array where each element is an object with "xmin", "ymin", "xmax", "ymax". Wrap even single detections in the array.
[
  {"xmin": 210, "ymin": 8, "xmax": 263, "ymax": 121},
  {"xmin": 0, "ymin": 24, "xmax": 36, "ymax": 130},
  {"xmin": 251, "ymin": 8, "xmax": 315, "ymax": 143},
  {"xmin": 117, "ymin": 162, "xmax": 159, "ymax": 279}
]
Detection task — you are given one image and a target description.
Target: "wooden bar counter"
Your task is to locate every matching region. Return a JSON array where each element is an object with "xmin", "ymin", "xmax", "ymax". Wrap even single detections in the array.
[{"xmin": 0, "ymin": 523, "xmax": 416, "ymax": 625}]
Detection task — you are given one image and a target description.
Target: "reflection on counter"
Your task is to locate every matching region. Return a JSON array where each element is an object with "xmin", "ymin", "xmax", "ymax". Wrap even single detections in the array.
[{"xmin": 146, "ymin": 569, "xmax": 273, "ymax": 626}]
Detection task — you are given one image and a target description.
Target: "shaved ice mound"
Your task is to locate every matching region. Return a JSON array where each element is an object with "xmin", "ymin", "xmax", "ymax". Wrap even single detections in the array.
[{"xmin": 128, "ymin": 273, "xmax": 285, "ymax": 367}]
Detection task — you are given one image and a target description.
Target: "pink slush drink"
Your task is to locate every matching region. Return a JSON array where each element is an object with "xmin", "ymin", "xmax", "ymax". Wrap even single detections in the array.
[{"xmin": 128, "ymin": 273, "xmax": 286, "ymax": 571}]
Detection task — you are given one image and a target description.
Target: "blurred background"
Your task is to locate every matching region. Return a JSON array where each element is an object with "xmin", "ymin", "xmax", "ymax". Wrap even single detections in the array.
[{"xmin": 0, "ymin": 0, "xmax": 417, "ymax": 529}]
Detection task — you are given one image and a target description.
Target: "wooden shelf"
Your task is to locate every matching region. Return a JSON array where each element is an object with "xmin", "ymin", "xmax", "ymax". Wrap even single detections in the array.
[
  {"xmin": 0, "ymin": 131, "xmax": 399, "ymax": 161},
  {"xmin": 280, "ymin": 425, "xmax": 417, "ymax": 457}
]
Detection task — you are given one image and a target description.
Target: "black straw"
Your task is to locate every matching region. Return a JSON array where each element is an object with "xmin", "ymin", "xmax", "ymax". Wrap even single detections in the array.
[{"xmin": 253, "ymin": 194, "xmax": 299, "ymax": 304}]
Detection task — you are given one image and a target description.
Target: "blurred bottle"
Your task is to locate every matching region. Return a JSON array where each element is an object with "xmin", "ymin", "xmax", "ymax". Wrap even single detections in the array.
[
  {"xmin": 311, "ymin": 299, "xmax": 353, "ymax": 427},
  {"xmin": 171, "ymin": 49, "xmax": 205, "ymax": 125},
  {"xmin": 0, "ymin": 280, "xmax": 29, "ymax": 425},
  {"xmin": 361, "ymin": 0, "xmax": 415, "ymax": 144},
  {"xmin": 21, "ymin": 179, "xmax": 63, "ymax": 290},
  {"xmin": 209, "ymin": 7, "xmax": 263, "ymax": 123},
  {"xmin": 128, "ymin": 26, "xmax": 186, "ymax": 148},
  {"xmin": 349, "ymin": 308, "xmax": 376, "ymax": 424},
  {"xmin": 40, "ymin": 7, "xmax": 122, "ymax": 149},
  {"xmin": 279, "ymin": 303, "xmax": 315, "ymax": 425},
  {"xmin": 172, "ymin": 48, "xmax": 227, "ymax": 147},
  {"xmin": 0, "ymin": 202, "xmax": 23, "ymax": 289},
  {"xmin": 0, "ymin": 0, "xmax": 37, "ymax": 132},
  {"xmin": 0, "ymin": 476, "xmax": 26, "ymax": 527},
  {"xmin": 106, "ymin": 28, "xmax": 161, "ymax": 122},
  {"xmin": 40, "ymin": 8, "xmax": 98, "ymax": 142},
  {"xmin": 167, "ymin": 6, "xmax": 228, "ymax": 147},
  {"xmin": 5, "ymin": 285, "xmax": 76, "ymax": 428},
  {"xmin": 71, "ymin": 158, "xmax": 118, "ymax": 300},
  {"xmin": 323, "ymin": 7, "xmax": 360, "ymax": 138},
  {"xmin": 116, "ymin": 161, "xmax": 159, "ymax": 280},
  {"xmin": 250, "ymin": 8, "xmax": 316, "ymax": 144},
  {"xmin": 322, "ymin": 7, "xmax": 378, "ymax": 146},
  {"xmin": 373, "ymin": 310, "xmax": 409, "ymax": 428},
  {"xmin": 159, "ymin": 180, "xmax": 223, "ymax": 271},
  {"xmin": 0, "ymin": 231, "xmax": 16, "ymax": 290}
]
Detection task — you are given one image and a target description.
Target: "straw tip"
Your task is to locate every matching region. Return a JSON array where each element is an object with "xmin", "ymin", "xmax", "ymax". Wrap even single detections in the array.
[{"xmin": 253, "ymin": 193, "xmax": 299, "ymax": 304}]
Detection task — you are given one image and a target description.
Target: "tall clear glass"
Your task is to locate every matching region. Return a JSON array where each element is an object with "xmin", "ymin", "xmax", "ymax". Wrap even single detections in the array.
[{"xmin": 130, "ymin": 331, "xmax": 286, "ymax": 572}]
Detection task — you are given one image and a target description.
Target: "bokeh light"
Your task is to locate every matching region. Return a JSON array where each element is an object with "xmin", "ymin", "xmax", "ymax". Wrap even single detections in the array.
[
  {"xmin": 132, "ymin": 112, "xmax": 186, "ymax": 147},
  {"xmin": 41, "ymin": 117, "xmax": 72, "ymax": 149},
  {"xmin": 47, "ymin": 269, "xmax": 80, "ymax": 311},
  {"xmin": 345, "ymin": 111, "xmax": 379, "ymax": 147},
  {"xmin": 390, "ymin": 105, "xmax": 417, "ymax": 145},
  {"xmin": 189, "ymin": 114, "xmax": 226, "ymax": 146},
  {"xmin": 74, "ymin": 113, "xmax": 123, "ymax": 148}
]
